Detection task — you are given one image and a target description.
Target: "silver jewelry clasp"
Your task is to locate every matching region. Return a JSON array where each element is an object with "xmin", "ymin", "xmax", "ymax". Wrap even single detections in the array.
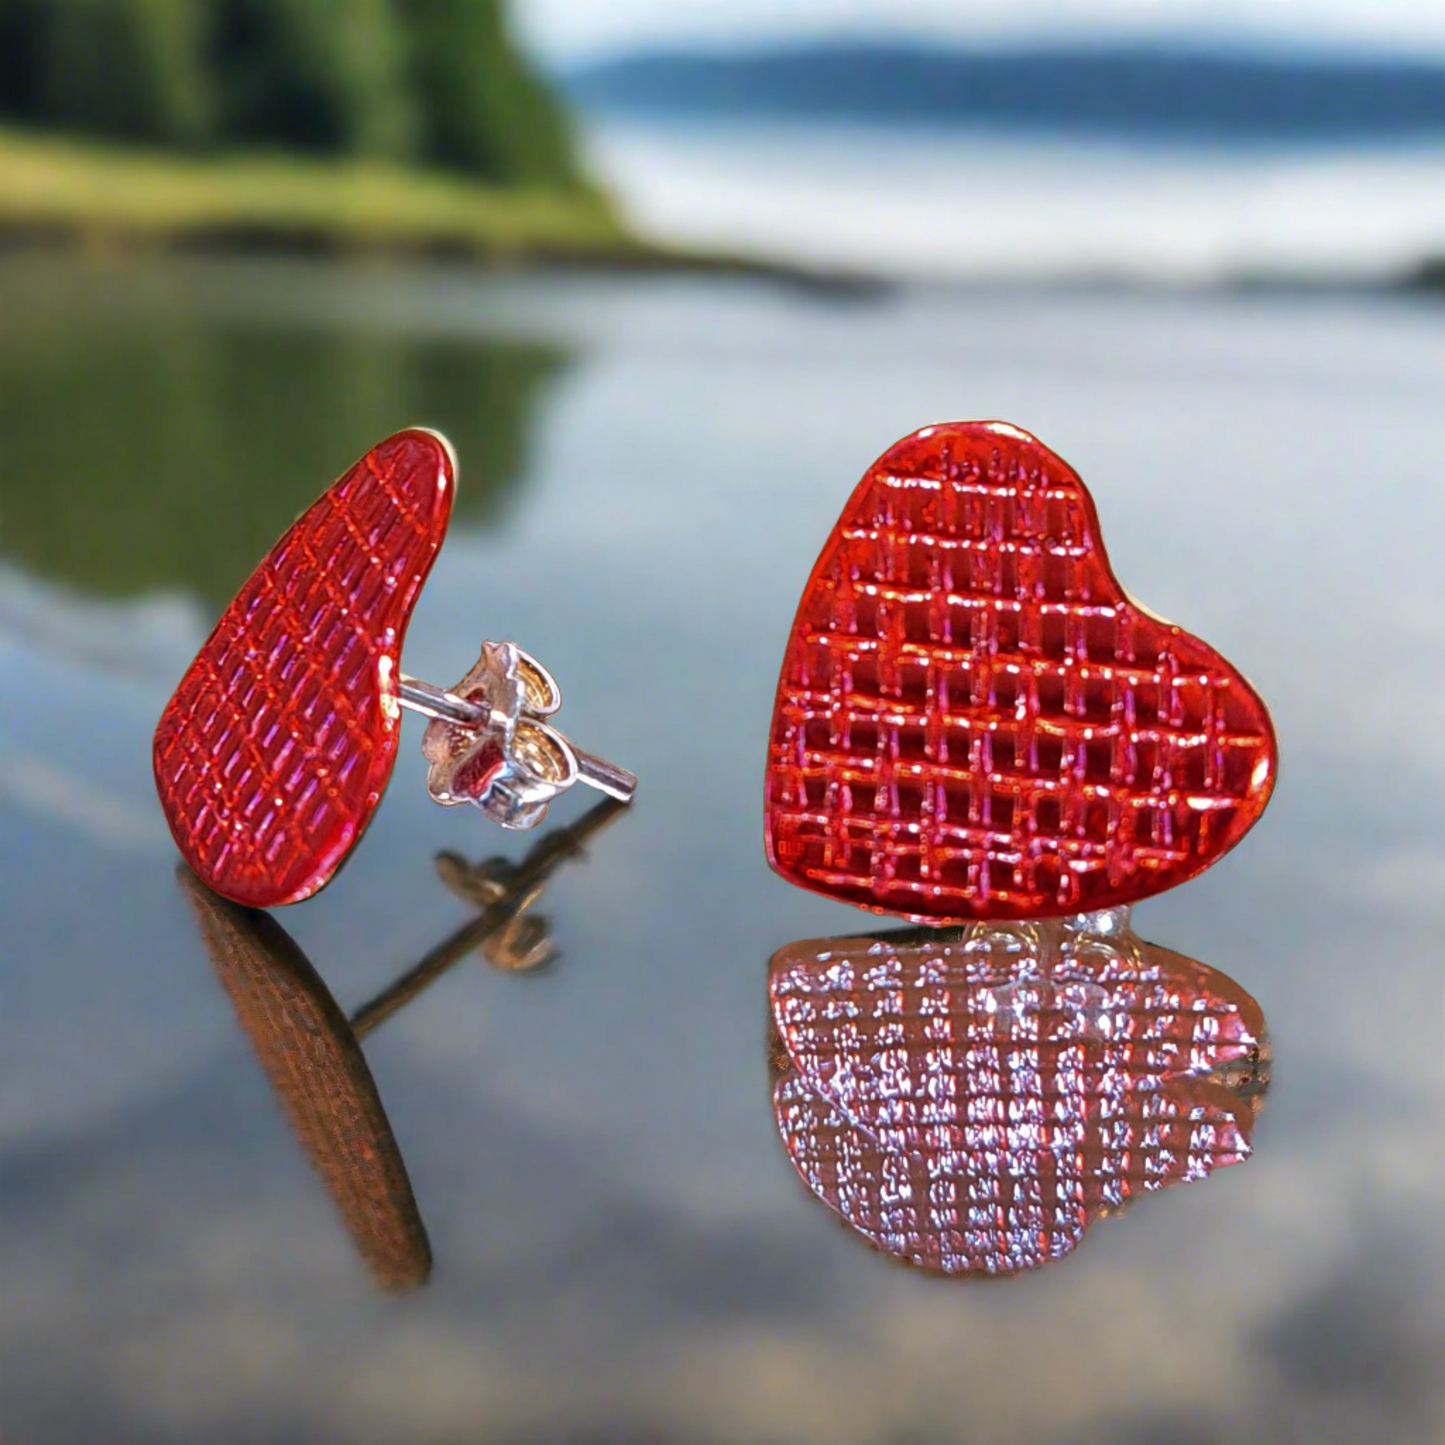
[{"xmin": 398, "ymin": 642, "xmax": 636, "ymax": 830}]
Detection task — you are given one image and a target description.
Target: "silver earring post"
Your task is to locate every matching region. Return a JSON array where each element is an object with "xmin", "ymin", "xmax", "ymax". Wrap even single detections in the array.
[{"xmin": 395, "ymin": 643, "xmax": 636, "ymax": 831}]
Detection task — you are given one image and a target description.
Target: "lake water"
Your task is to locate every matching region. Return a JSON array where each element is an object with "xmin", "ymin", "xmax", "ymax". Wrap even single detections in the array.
[
  {"xmin": 0, "ymin": 253, "xmax": 1441, "ymax": 1443},
  {"xmin": 583, "ymin": 117, "xmax": 1445, "ymax": 283}
]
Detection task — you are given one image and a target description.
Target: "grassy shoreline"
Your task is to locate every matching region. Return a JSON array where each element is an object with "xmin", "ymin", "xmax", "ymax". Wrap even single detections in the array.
[
  {"xmin": 0, "ymin": 128, "xmax": 890, "ymax": 293},
  {"xmin": 0, "ymin": 127, "xmax": 661, "ymax": 264},
  {"xmin": 3, "ymin": 128, "xmax": 1437, "ymax": 292}
]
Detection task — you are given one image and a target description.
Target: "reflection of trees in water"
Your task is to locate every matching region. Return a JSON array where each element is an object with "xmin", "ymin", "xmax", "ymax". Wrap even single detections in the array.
[{"xmin": 0, "ymin": 300, "xmax": 568, "ymax": 606}]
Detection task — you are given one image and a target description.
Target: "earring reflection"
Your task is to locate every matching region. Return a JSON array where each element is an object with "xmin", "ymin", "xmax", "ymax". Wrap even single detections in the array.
[
  {"xmin": 768, "ymin": 907, "xmax": 1269, "ymax": 1277},
  {"xmin": 181, "ymin": 797, "xmax": 628, "ymax": 1291},
  {"xmin": 349, "ymin": 798, "xmax": 628, "ymax": 1036}
]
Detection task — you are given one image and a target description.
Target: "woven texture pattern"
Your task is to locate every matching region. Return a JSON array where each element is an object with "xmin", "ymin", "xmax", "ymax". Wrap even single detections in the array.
[
  {"xmin": 765, "ymin": 422, "xmax": 1276, "ymax": 921},
  {"xmin": 155, "ymin": 431, "xmax": 453, "ymax": 907},
  {"xmin": 770, "ymin": 913, "xmax": 1268, "ymax": 1276},
  {"xmin": 182, "ymin": 869, "xmax": 431, "ymax": 1289}
]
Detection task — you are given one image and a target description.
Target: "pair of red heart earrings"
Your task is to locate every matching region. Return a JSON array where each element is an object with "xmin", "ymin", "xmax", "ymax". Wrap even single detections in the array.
[{"xmin": 154, "ymin": 421, "xmax": 1277, "ymax": 914}]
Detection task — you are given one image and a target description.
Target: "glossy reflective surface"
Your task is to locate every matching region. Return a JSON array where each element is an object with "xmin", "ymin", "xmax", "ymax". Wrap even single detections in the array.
[
  {"xmin": 770, "ymin": 910, "xmax": 1267, "ymax": 1275},
  {"xmin": 1, "ymin": 256, "xmax": 1441, "ymax": 1444},
  {"xmin": 154, "ymin": 430, "xmax": 455, "ymax": 906},
  {"xmin": 765, "ymin": 422, "xmax": 1277, "ymax": 922},
  {"xmin": 181, "ymin": 868, "xmax": 433, "ymax": 1291},
  {"xmin": 179, "ymin": 799, "xmax": 627, "ymax": 1291}
]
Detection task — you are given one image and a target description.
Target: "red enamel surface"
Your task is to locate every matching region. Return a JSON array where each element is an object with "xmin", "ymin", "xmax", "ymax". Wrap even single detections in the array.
[
  {"xmin": 154, "ymin": 430, "xmax": 455, "ymax": 907},
  {"xmin": 769, "ymin": 925, "xmax": 1267, "ymax": 1275},
  {"xmin": 765, "ymin": 421, "xmax": 1278, "ymax": 922}
]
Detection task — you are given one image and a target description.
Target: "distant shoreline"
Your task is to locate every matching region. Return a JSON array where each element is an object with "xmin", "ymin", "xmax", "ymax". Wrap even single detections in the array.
[
  {"xmin": 0, "ymin": 127, "xmax": 634, "ymax": 262},
  {"xmin": 566, "ymin": 40, "xmax": 1445, "ymax": 144},
  {"xmin": 0, "ymin": 127, "xmax": 902, "ymax": 296},
  {"xmin": 1, "ymin": 127, "xmax": 1441, "ymax": 297}
]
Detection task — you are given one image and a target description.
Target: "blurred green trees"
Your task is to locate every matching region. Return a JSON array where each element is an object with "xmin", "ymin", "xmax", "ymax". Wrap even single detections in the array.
[{"xmin": 0, "ymin": 0, "xmax": 585, "ymax": 189}]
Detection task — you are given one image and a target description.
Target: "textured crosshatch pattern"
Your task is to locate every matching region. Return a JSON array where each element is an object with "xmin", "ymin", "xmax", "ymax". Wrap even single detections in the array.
[
  {"xmin": 154, "ymin": 430, "xmax": 454, "ymax": 907},
  {"xmin": 768, "ymin": 914, "xmax": 1268, "ymax": 1275},
  {"xmin": 765, "ymin": 422, "xmax": 1277, "ymax": 922}
]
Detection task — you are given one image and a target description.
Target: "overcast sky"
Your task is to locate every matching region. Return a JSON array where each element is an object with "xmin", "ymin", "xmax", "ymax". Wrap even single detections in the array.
[{"xmin": 515, "ymin": 0, "xmax": 1445, "ymax": 62}]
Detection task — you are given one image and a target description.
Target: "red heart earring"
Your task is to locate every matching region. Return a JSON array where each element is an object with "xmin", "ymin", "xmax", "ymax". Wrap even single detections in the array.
[
  {"xmin": 153, "ymin": 428, "xmax": 636, "ymax": 910},
  {"xmin": 764, "ymin": 421, "xmax": 1276, "ymax": 923}
]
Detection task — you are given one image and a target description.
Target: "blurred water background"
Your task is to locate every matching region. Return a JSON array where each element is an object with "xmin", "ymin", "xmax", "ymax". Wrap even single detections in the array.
[
  {"xmin": 1, "ymin": 2, "xmax": 1443, "ymax": 1441},
  {"xmin": 566, "ymin": 38, "xmax": 1445, "ymax": 284},
  {"xmin": 583, "ymin": 118, "xmax": 1445, "ymax": 283}
]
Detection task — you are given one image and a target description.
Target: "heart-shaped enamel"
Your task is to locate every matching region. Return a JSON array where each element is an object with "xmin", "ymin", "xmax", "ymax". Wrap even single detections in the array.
[
  {"xmin": 154, "ymin": 430, "xmax": 454, "ymax": 907},
  {"xmin": 765, "ymin": 422, "xmax": 1277, "ymax": 922},
  {"xmin": 768, "ymin": 915, "xmax": 1267, "ymax": 1275}
]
